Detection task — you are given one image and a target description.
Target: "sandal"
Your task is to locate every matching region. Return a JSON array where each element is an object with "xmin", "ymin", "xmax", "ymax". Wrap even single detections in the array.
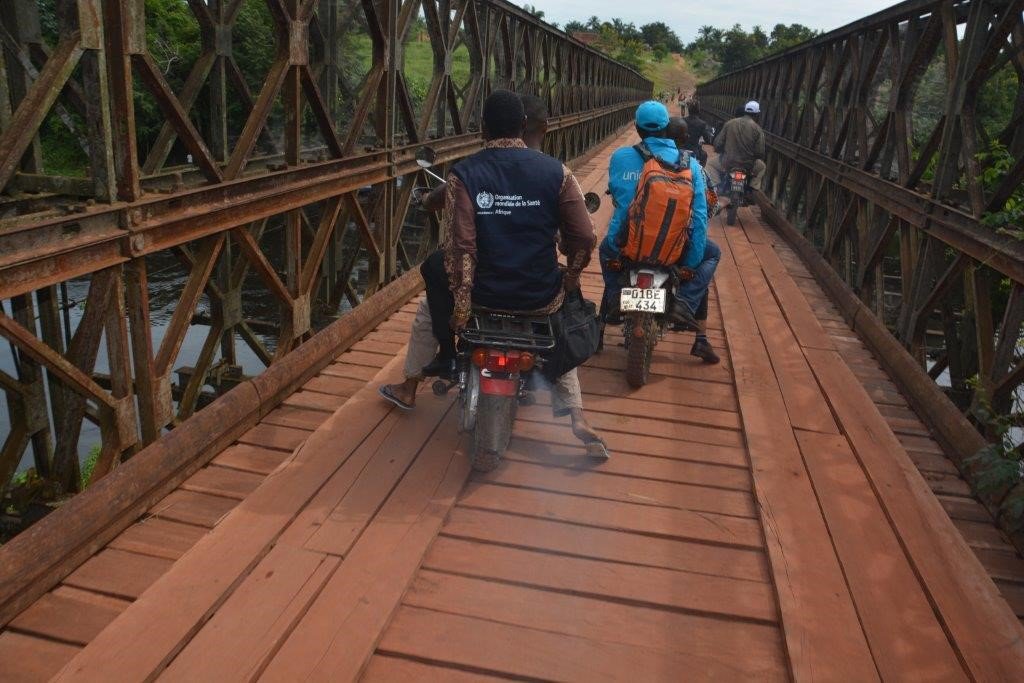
[
  {"xmin": 583, "ymin": 436, "xmax": 610, "ymax": 461},
  {"xmin": 378, "ymin": 384, "xmax": 414, "ymax": 411}
]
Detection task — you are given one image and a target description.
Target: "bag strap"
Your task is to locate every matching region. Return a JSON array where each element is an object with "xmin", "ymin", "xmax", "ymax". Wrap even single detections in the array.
[
  {"xmin": 632, "ymin": 143, "xmax": 655, "ymax": 163},
  {"xmin": 633, "ymin": 142, "xmax": 686, "ymax": 173}
]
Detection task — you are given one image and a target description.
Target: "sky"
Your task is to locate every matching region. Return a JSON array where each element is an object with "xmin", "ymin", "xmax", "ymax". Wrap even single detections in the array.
[{"xmin": 526, "ymin": 0, "xmax": 900, "ymax": 43}]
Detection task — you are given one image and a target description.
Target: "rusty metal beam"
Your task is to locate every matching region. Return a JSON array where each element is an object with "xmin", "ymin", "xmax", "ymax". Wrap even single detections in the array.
[
  {"xmin": 697, "ymin": 0, "xmax": 1024, "ymax": 502},
  {"xmin": 0, "ymin": 0, "xmax": 649, "ymax": 511}
]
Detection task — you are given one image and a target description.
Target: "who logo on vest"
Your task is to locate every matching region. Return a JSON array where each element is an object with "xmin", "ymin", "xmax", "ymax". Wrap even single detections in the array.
[{"xmin": 476, "ymin": 191, "xmax": 495, "ymax": 210}]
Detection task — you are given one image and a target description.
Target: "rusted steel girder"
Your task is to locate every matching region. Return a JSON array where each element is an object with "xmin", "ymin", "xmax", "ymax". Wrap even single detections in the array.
[
  {"xmin": 0, "ymin": 0, "xmax": 651, "ymax": 501},
  {"xmin": 696, "ymin": 0, "xmax": 1024, "ymax": 438}
]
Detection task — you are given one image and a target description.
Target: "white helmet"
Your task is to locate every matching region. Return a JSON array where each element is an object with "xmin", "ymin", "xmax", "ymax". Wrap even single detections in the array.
[{"xmin": 744, "ymin": 100, "xmax": 761, "ymax": 114}]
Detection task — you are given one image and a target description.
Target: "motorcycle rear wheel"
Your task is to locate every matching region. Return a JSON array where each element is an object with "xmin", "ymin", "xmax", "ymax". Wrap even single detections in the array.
[
  {"xmin": 470, "ymin": 393, "xmax": 515, "ymax": 472},
  {"xmin": 726, "ymin": 200, "xmax": 738, "ymax": 226},
  {"xmin": 625, "ymin": 313, "xmax": 655, "ymax": 388}
]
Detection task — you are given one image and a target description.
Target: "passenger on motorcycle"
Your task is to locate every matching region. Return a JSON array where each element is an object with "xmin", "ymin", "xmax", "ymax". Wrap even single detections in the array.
[
  {"xmin": 599, "ymin": 101, "xmax": 721, "ymax": 364},
  {"xmin": 706, "ymin": 100, "xmax": 766, "ymax": 197},
  {"xmin": 666, "ymin": 116, "xmax": 719, "ymax": 355},
  {"xmin": 380, "ymin": 90, "xmax": 607, "ymax": 452}
]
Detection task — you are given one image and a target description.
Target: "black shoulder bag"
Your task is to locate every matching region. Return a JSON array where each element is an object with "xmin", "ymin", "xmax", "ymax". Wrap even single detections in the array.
[{"xmin": 542, "ymin": 289, "xmax": 600, "ymax": 382}]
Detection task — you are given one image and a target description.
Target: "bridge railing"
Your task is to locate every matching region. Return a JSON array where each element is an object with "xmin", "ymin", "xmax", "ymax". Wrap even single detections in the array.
[
  {"xmin": 697, "ymin": 0, "xmax": 1024, "ymax": 449},
  {"xmin": 0, "ymin": 0, "xmax": 650, "ymax": 509}
]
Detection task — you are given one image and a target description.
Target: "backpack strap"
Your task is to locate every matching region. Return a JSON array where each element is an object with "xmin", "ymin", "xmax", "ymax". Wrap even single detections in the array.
[
  {"xmin": 632, "ymin": 143, "xmax": 655, "ymax": 163},
  {"xmin": 633, "ymin": 143, "xmax": 685, "ymax": 172}
]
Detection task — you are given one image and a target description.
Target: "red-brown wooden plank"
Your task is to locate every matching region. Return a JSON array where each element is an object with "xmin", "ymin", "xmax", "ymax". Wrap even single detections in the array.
[
  {"xmin": 235, "ymin": 423, "xmax": 309, "ymax": 452},
  {"xmin": 212, "ymin": 443, "xmax": 290, "ymax": 475},
  {"xmin": 108, "ymin": 517, "xmax": 207, "ymax": 560},
  {"xmin": 62, "ymin": 549, "xmax": 173, "ymax": 600},
  {"xmin": 0, "ymin": 631, "xmax": 80, "ymax": 682},
  {"xmin": 403, "ymin": 570, "xmax": 786, "ymax": 676},
  {"xmin": 149, "ymin": 490, "xmax": 238, "ymax": 528},
  {"xmin": 441, "ymin": 506, "xmax": 769, "ymax": 582},
  {"xmin": 7, "ymin": 587, "xmax": 128, "ymax": 646},
  {"xmin": 458, "ymin": 482, "xmax": 763, "ymax": 550}
]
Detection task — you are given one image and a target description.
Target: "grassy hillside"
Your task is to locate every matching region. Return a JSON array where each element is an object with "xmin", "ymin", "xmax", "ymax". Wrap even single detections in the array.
[{"xmin": 643, "ymin": 53, "xmax": 697, "ymax": 99}]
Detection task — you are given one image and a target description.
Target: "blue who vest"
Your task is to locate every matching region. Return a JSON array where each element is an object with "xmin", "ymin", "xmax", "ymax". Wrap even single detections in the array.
[{"xmin": 452, "ymin": 147, "xmax": 564, "ymax": 311}]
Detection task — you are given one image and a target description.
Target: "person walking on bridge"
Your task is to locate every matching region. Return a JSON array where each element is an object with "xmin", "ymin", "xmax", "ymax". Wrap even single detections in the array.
[
  {"xmin": 599, "ymin": 101, "xmax": 720, "ymax": 364},
  {"xmin": 380, "ymin": 91, "xmax": 608, "ymax": 455},
  {"xmin": 706, "ymin": 100, "xmax": 766, "ymax": 196}
]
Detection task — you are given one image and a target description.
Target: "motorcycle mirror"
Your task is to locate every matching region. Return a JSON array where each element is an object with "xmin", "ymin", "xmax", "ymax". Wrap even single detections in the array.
[
  {"xmin": 583, "ymin": 191, "xmax": 601, "ymax": 213},
  {"xmin": 415, "ymin": 146, "xmax": 436, "ymax": 169},
  {"xmin": 415, "ymin": 146, "xmax": 446, "ymax": 183}
]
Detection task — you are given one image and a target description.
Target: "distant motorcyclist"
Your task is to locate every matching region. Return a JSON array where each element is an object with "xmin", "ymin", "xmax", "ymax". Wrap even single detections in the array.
[
  {"xmin": 680, "ymin": 101, "xmax": 711, "ymax": 165},
  {"xmin": 707, "ymin": 100, "xmax": 766, "ymax": 196}
]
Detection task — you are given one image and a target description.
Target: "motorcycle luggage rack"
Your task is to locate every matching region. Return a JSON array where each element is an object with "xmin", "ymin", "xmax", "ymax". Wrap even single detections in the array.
[{"xmin": 461, "ymin": 311, "xmax": 557, "ymax": 351}]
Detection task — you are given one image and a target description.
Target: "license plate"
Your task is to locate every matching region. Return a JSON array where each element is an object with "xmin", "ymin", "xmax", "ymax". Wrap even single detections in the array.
[
  {"xmin": 620, "ymin": 288, "xmax": 666, "ymax": 313},
  {"xmin": 731, "ymin": 180, "xmax": 746, "ymax": 192}
]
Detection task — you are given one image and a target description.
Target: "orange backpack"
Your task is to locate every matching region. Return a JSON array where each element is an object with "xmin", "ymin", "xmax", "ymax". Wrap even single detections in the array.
[{"xmin": 618, "ymin": 144, "xmax": 695, "ymax": 265}]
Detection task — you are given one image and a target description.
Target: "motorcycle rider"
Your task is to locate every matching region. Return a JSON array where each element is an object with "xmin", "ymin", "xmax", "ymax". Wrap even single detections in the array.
[
  {"xmin": 380, "ymin": 90, "xmax": 608, "ymax": 454},
  {"xmin": 599, "ymin": 101, "xmax": 720, "ymax": 364},
  {"xmin": 706, "ymin": 100, "xmax": 766, "ymax": 197},
  {"xmin": 682, "ymin": 100, "xmax": 711, "ymax": 166},
  {"xmin": 665, "ymin": 117, "xmax": 717, "ymax": 355},
  {"xmin": 410, "ymin": 94, "xmax": 555, "ymax": 370},
  {"xmin": 417, "ymin": 95, "xmax": 549, "ymax": 214}
]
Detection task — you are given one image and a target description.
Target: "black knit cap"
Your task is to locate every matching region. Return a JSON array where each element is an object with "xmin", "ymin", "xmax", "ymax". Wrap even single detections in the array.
[{"xmin": 483, "ymin": 89, "xmax": 525, "ymax": 139}]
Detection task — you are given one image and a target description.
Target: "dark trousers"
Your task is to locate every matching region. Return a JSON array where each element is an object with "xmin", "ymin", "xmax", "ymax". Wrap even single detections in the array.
[{"xmin": 421, "ymin": 250, "xmax": 456, "ymax": 361}]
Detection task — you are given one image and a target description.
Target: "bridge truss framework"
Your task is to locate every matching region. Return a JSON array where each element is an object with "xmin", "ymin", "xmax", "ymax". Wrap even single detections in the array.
[
  {"xmin": 0, "ymin": 0, "xmax": 650, "ymax": 500},
  {"xmin": 698, "ymin": 0, "xmax": 1024, "ymax": 462}
]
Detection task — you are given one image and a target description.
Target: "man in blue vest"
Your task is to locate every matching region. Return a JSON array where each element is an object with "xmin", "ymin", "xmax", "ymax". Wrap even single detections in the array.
[
  {"xmin": 380, "ymin": 90, "xmax": 607, "ymax": 453},
  {"xmin": 599, "ymin": 100, "xmax": 720, "ymax": 364}
]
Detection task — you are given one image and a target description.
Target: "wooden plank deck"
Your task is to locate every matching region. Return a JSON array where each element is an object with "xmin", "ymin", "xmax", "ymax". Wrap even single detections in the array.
[{"xmin": 2, "ymin": 131, "xmax": 1024, "ymax": 680}]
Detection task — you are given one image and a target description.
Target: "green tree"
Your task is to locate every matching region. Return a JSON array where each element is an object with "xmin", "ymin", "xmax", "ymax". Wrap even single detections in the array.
[
  {"xmin": 718, "ymin": 24, "xmax": 764, "ymax": 73},
  {"xmin": 683, "ymin": 22, "xmax": 819, "ymax": 75},
  {"xmin": 769, "ymin": 23, "xmax": 820, "ymax": 52},
  {"xmin": 521, "ymin": 4, "xmax": 545, "ymax": 20},
  {"xmin": 640, "ymin": 22, "xmax": 684, "ymax": 54}
]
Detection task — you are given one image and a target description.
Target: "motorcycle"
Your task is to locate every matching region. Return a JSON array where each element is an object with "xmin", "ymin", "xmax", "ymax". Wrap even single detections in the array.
[
  {"xmin": 420, "ymin": 138, "xmax": 603, "ymax": 471},
  {"xmin": 602, "ymin": 262, "xmax": 679, "ymax": 388},
  {"xmin": 433, "ymin": 311, "xmax": 556, "ymax": 472},
  {"xmin": 725, "ymin": 167, "xmax": 750, "ymax": 226}
]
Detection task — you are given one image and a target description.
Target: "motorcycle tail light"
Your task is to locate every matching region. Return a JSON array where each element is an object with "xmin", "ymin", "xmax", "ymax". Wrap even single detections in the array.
[
  {"xmin": 636, "ymin": 272, "xmax": 654, "ymax": 289},
  {"xmin": 485, "ymin": 350, "xmax": 522, "ymax": 373},
  {"xmin": 518, "ymin": 352, "xmax": 535, "ymax": 372},
  {"xmin": 471, "ymin": 348, "xmax": 488, "ymax": 367},
  {"xmin": 731, "ymin": 170, "xmax": 747, "ymax": 181}
]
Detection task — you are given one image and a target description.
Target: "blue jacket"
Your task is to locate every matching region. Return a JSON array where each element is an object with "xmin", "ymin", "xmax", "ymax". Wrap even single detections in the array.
[{"xmin": 603, "ymin": 137, "xmax": 708, "ymax": 269}]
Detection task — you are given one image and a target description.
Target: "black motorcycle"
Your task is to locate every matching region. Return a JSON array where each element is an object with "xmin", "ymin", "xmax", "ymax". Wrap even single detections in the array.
[
  {"xmin": 433, "ymin": 311, "xmax": 555, "ymax": 472},
  {"xmin": 600, "ymin": 262, "xmax": 679, "ymax": 387},
  {"xmin": 431, "ymin": 188, "xmax": 605, "ymax": 472},
  {"xmin": 725, "ymin": 167, "xmax": 751, "ymax": 226}
]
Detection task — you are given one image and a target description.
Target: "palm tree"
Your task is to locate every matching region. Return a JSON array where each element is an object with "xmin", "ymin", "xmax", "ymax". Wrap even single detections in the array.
[{"xmin": 522, "ymin": 4, "xmax": 545, "ymax": 20}]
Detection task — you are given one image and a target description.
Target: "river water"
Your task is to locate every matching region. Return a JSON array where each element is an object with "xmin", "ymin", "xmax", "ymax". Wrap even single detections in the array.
[{"xmin": 0, "ymin": 219, "xmax": 400, "ymax": 477}]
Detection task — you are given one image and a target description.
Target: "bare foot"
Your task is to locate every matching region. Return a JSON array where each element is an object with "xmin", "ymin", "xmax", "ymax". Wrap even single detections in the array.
[{"xmin": 568, "ymin": 408, "xmax": 601, "ymax": 444}]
